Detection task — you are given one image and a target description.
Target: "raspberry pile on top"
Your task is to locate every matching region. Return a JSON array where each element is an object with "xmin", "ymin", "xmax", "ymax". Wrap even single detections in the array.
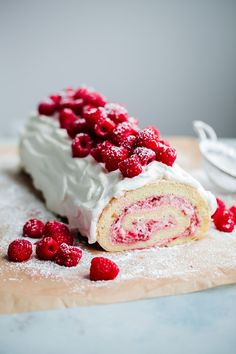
[{"xmin": 37, "ymin": 86, "xmax": 177, "ymax": 177}]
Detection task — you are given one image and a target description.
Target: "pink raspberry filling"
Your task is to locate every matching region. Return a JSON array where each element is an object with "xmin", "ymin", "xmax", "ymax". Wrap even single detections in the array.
[{"xmin": 110, "ymin": 195, "xmax": 199, "ymax": 245}]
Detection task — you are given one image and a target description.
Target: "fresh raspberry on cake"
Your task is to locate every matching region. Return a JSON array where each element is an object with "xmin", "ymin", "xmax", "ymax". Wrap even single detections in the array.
[
  {"xmin": 43, "ymin": 221, "xmax": 73, "ymax": 245},
  {"xmin": 23, "ymin": 218, "xmax": 44, "ymax": 238},
  {"xmin": 49, "ymin": 94, "xmax": 61, "ymax": 106},
  {"xmin": 213, "ymin": 209, "xmax": 235, "ymax": 232},
  {"xmin": 83, "ymin": 107, "xmax": 107, "ymax": 128},
  {"xmin": 74, "ymin": 87, "xmax": 107, "ymax": 107},
  {"xmin": 133, "ymin": 147, "xmax": 156, "ymax": 165},
  {"xmin": 105, "ymin": 103, "xmax": 128, "ymax": 124},
  {"xmin": 102, "ymin": 145, "xmax": 129, "ymax": 172},
  {"xmin": 59, "ymin": 97, "xmax": 84, "ymax": 115},
  {"xmin": 38, "ymin": 99, "xmax": 57, "ymax": 116},
  {"xmin": 36, "ymin": 237, "xmax": 59, "ymax": 260},
  {"xmin": 72, "ymin": 133, "xmax": 93, "ymax": 158},
  {"xmin": 66, "ymin": 118, "xmax": 88, "ymax": 138},
  {"xmin": 155, "ymin": 143, "xmax": 177, "ymax": 166},
  {"xmin": 90, "ymin": 257, "xmax": 119, "ymax": 281},
  {"xmin": 118, "ymin": 135, "xmax": 136, "ymax": 152},
  {"xmin": 112, "ymin": 122, "xmax": 138, "ymax": 146},
  {"xmin": 90, "ymin": 141, "xmax": 113, "ymax": 162},
  {"xmin": 94, "ymin": 117, "xmax": 116, "ymax": 138},
  {"xmin": 134, "ymin": 127, "xmax": 159, "ymax": 151},
  {"xmin": 119, "ymin": 154, "xmax": 143, "ymax": 178},
  {"xmin": 59, "ymin": 108, "xmax": 77, "ymax": 130},
  {"xmin": 8, "ymin": 239, "xmax": 32, "ymax": 262},
  {"xmin": 54, "ymin": 243, "xmax": 83, "ymax": 267}
]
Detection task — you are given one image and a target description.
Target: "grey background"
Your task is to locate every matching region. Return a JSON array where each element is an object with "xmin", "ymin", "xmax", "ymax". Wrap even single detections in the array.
[{"xmin": 0, "ymin": 0, "xmax": 236, "ymax": 138}]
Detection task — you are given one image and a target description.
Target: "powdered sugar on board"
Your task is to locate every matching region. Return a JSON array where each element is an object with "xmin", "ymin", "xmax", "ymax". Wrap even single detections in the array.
[{"xmin": 0, "ymin": 154, "xmax": 236, "ymax": 304}]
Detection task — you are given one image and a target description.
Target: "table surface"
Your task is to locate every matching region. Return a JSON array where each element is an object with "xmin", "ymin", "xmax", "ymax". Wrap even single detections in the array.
[{"xmin": 0, "ymin": 138, "xmax": 236, "ymax": 354}]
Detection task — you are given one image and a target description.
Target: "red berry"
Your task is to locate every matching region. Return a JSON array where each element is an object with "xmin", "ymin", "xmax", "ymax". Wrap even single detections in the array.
[
  {"xmin": 135, "ymin": 127, "xmax": 159, "ymax": 151},
  {"xmin": 8, "ymin": 239, "xmax": 32, "ymax": 262},
  {"xmin": 43, "ymin": 221, "xmax": 73, "ymax": 245},
  {"xmin": 38, "ymin": 100, "xmax": 57, "ymax": 116},
  {"xmin": 74, "ymin": 87, "xmax": 107, "ymax": 107},
  {"xmin": 23, "ymin": 218, "xmax": 44, "ymax": 239},
  {"xmin": 112, "ymin": 122, "xmax": 138, "ymax": 145},
  {"xmin": 155, "ymin": 143, "xmax": 177, "ymax": 166},
  {"xmin": 36, "ymin": 237, "xmax": 59, "ymax": 260},
  {"xmin": 84, "ymin": 107, "xmax": 107, "ymax": 128},
  {"xmin": 90, "ymin": 257, "xmax": 119, "ymax": 281},
  {"xmin": 145, "ymin": 125, "xmax": 160, "ymax": 138},
  {"xmin": 72, "ymin": 133, "xmax": 93, "ymax": 158},
  {"xmin": 119, "ymin": 154, "xmax": 143, "ymax": 178},
  {"xmin": 54, "ymin": 243, "xmax": 82, "ymax": 267},
  {"xmin": 66, "ymin": 118, "xmax": 87, "ymax": 138},
  {"xmin": 49, "ymin": 94, "xmax": 61, "ymax": 106},
  {"xmin": 60, "ymin": 97, "xmax": 84, "ymax": 115},
  {"xmin": 105, "ymin": 103, "xmax": 128, "ymax": 123},
  {"xmin": 229, "ymin": 205, "xmax": 236, "ymax": 223},
  {"xmin": 59, "ymin": 108, "xmax": 77, "ymax": 130},
  {"xmin": 102, "ymin": 145, "xmax": 129, "ymax": 172},
  {"xmin": 94, "ymin": 118, "xmax": 116, "ymax": 138},
  {"xmin": 213, "ymin": 209, "xmax": 235, "ymax": 232},
  {"xmin": 118, "ymin": 135, "xmax": 137, "ymax": 151},
  {"xmin": 90, "ymin": 141, "xmax": 113, "ymax": 162},
  {"xmin": 212, "ymin": 198, "xmax": 226, "ymax": 219},
  {"xmin": 133, "ymin": 147, "xmax": 156, "ymax": 165},
  {"xmin": 74, "ymin": 87, "xmax": 91, "ymax": 100}
]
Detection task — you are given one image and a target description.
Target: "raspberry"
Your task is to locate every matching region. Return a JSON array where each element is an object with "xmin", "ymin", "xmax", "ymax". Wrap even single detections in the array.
[
  {"xmin": 82, "ymin": 104, "xmax": 96, "ymax": 117},
  {"xmin": 59, "ymin": 108, "xmax": 77, "ymax": 130},
  {"xmin": 36, "ymin": 237, "xmax": 59, "ymax": 260},
  {"xmin": 74, "ymin": 87, "xmax": 91, "ymax": 100},
  {"xmin": 54, "ymin": 243, "xmax": 82, "ymax": 267},
  {"xmin": 118, "ymin": 135, "xmax": 137, "ymax": 151},
  {"xmin": 229, "ymin": 205, "xmax": 236, "ymax": 223},
  {"xmin": 8, "ymin": 239, "xmax": 32, "ymax": 262},
  {"xmin": 38, "ymin": 100, "xmax": 57, "ymax": 116},
  {"xmin": 23, "ymin": 218, "xmax": 45, "ymax": 238},
  {"xmin": 212, "ymin": 197, "xmax": 226, "ymax": 219},
  {"xmin": 49, "ymin": 94, "xmax": 61, "ymax": 106},
  {"xmin": 112, "ymin": 122, "xmax": 138, "ymax": 145},
  {"xmin": 133, "ymin": 147, "xmax": 156, "ymax": 165},
  {"xmin": 155, "ymin": 143, "xmax": 177, "ymax": 166},
  {"xmin": 90, "ymin": 257, "xmax": 119, "ymax": 281},
  {"xmin": 90, "ymin": 141, "xmax": 113, "ymax": 162},
  {"xmin": 66, "ymin": 118, "xmax": 88, "ymax": 138},
  {"xmin": 94, "ymin": 118, "xmax": 116, "ymax": 138},
  {"xmin": 213, "ymin": 209, "xmax": 235, "ymax": 233},
  {"xmin": 72, "ymin": 133, "xmax": 93, "ymax": 158},
  {"xmin": 119, "ymin": 154, "xmax": 143, "ymax": 178},
  {"xmin": 135, "ymin": 127, "xmax": 159, "ymax": 151},
  {"xmin": 145, "ymin": 125, "xmax": 160, "ymax": 138},
  {"xmin": 74, "ymin": 87, "xmax": 107, "ymax": 107},
  {"xmin": 59, "ymin": 97, "xmax": 84, "ymax": 115},
  {"xmin": 105, "ymin": 103, "xmax": 128, "ymax": 123},
  {"xmin": 102, "ymin": 145, "xmax": 129, "ymax": 172},
  {"xmin": 84, "ymin": 107, "xmax": 107, "ymax": 128},
  {"xmin": 43, "ymin": 221, "xmax": 73, "ymax": 245}
]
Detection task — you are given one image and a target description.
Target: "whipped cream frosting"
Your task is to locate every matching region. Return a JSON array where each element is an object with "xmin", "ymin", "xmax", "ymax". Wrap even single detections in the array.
[{"xmin": 20, "ymin": 115, "xmax": 217, "ymax": 243}]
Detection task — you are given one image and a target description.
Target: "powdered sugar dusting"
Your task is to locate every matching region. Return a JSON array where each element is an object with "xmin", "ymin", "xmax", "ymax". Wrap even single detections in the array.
[{"xmin": 0, "ymin": 155, "xmax": 236, "ymax": 295}]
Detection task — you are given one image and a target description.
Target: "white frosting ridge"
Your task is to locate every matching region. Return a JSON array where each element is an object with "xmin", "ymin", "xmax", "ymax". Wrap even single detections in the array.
[{"xmin": 20, "ymin": 115, "xmax": 217, "ymax": 243}]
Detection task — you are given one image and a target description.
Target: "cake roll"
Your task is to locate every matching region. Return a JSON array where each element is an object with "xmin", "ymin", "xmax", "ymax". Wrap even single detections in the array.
[{"xmin": 20, "ymin": 87, "xmax": 216, "ymax": 251}]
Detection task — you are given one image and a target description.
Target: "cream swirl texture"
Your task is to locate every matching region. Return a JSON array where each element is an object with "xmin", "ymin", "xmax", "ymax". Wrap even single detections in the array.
[{"xmin": 19, "ymin": 115, "xmax": 217, "ymax": 243}]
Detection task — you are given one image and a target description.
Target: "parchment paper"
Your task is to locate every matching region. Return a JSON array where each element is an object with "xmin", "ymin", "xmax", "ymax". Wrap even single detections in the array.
[{"xmin": 0, "ymin": 138, "xmax": 236, "ymax": 314}]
